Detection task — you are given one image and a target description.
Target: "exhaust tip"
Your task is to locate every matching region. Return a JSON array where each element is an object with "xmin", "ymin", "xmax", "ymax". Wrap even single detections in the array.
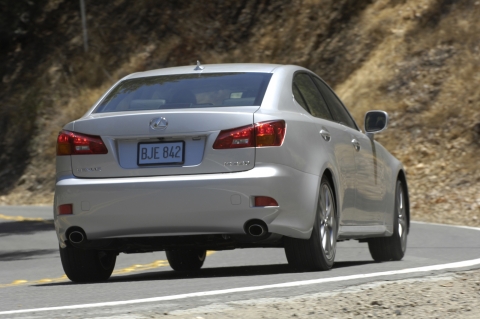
[
  {"xmin": 244, "ymin": 219, "xmax": 269, "ymax": 239},
  {"xmin": 69, "ymin": 230, "xmax": 85, "ymax": 244},
  {"xmin": 248, "ymin": 224, "xmax": 266, "ymax": 237}
]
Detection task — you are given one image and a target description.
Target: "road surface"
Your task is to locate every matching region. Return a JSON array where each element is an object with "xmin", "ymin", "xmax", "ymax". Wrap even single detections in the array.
[{"xmin": 0, "ymin": 206, "xmax": 479, "ymax": 318}]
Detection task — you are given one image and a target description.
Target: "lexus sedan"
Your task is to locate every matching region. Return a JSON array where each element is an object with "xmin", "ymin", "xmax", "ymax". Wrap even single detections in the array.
[{"xmin": 54, "ymin": 63, "xmax": 409, "ymax": 282}]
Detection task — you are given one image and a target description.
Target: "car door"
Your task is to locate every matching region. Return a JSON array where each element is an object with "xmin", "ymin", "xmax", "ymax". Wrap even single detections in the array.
[
  {"xmin": 311, "ymin": 77, "xmax": 384, "ymax": 225},
  {"xmin": 350, "ymin": 130, "xmax": 387, "ymax": 225},
  {"xmin": 292, "ymin": 73, "xmax": 357, "ymax": 226}
]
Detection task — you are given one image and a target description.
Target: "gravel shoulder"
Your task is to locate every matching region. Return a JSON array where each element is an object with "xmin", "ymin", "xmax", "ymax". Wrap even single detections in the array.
[{"xmin": 149, "ymin": 270, "xmax": 480, "ymax": 319}]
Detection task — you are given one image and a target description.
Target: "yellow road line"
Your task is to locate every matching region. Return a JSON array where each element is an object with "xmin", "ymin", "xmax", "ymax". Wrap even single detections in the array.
[
  {"xmin": 0, "ymin": 214, "xmax": 50, "ymax": 223},
  {"xmin": 0, "ymin": 251, "xmax": 216, "ymax": 288}
]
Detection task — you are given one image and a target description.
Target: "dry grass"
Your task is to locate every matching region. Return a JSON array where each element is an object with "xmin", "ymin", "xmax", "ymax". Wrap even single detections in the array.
[
  {"xmin": 1, "ymin": 0, "xmax": 479, "ymax": 226},
  {"xmin": 336, "ymin": 0, "xmax": 480, "ymax": 226}
]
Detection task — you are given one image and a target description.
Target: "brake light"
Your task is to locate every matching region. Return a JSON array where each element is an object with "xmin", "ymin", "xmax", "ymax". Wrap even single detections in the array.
[
  {"xmin": 255, "ymin": 120, "xmax": 286, "ymax": 147},
  {"xmin": 213, "ymin": 124, "xmax": 255, "ymax": 149},
  {"xmin": 57, "ymin": 131, "xmax": 108, "ymax": 155},
  {"xmin": 213, "ymin": 120, "xmax": 286, "ymax": 149}
]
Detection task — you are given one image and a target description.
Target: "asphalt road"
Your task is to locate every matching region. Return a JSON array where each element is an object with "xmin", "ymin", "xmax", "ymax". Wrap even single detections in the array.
[{"xmin": 0, "ymin": 206, "xmax": 479, "ymax": 318}]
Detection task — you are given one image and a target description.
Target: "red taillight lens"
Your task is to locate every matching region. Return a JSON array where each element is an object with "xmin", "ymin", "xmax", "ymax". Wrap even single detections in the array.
[
  {"xmin": 58, "ymin": 204, "xmax": 73, "ymax": 215},
  {"xmin": 255, "ymin": 120, "xmax": 286, "ymax": 147},
  {"xmin": 254, "ymin": 196, "xmax": 279, "ymax": 207},
  {"xmin": 57, "ymin": 131, "xmax": 108, "ymax": 156},
  {"xmin": 213, "ymin": 120, "xmax": 286, "ymax": 149},
  {"xmin": 213, "ymin": 124, "xmax": 255, "ymax": 149}
]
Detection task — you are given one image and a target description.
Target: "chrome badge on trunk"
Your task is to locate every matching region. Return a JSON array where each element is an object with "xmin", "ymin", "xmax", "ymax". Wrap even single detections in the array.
[{"xmin": 150, "ymin": 117, "xmax": 168, "ymax": 130}]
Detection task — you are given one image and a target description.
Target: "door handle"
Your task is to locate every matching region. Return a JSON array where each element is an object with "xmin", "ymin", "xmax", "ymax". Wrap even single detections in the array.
[
  {"xmin": 351, "ymin": 139, "xmax": 360, "ymax": 151},
  {"xmin": 320, "ymin": 130, "xmax": 331, "ymax": 142}
]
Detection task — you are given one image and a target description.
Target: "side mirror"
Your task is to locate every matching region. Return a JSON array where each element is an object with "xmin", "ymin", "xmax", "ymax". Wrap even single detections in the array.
[{"xmin": 364, "ymin": 110, "xmax": 388, "ymax": 138}]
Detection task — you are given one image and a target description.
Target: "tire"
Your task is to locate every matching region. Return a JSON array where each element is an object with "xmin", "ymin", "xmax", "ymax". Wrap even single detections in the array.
[
  {"xmin": 60, "ymin": 246, "xmax": 116, "ymax": 283},
  {"xmin": 368, "ymin": 180, "xmax": 408, "ymax": 261},
  {"xmin": 166, "ymin": 249, "xmax": 206, "ymax": 271},
  {"xmin": 284, "ymin": 176, "xmax": 338, "ymax": 271}
]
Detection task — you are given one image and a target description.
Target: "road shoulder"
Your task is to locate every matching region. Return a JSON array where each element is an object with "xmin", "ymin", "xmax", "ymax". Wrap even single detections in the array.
[{"xmin": 159, "ymin": 269, "xmax": 480, "ymax": 318}]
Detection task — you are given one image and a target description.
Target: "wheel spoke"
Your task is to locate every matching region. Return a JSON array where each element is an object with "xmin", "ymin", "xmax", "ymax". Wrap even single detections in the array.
[
  {"xmin": 321, "ymin": 224, "xmax": 327, "ymax": 250},
  {"xmin": 398, "ymin": 215, "xmax": 407, "ymax": 240},
  {"xmin": 398, "ymin": 189, "xmax": 403, "ymax": 211},
  {"xmin": 396, "ymin": 182, "xmax": 408, "ymax": 253},
  {"xmin": 327, "ymin": 205, "xmax": 333, "ymax": 227},
  {"xmin": 330, "ymin": 230, "xmax": 334, "ymax": 254},
  {"xmin": 397, "ymin": 187, "xmax": 406, "ymax": 237},
  {"xmin": 326, "ymin": 228, "xmax": 332, "ymax": 255},
  {"xmin": 324, "ymin": 187, "xmax": 330, "ymax": 218},
  {"xmin": 319, "ymin": 193, "xmax": 326, "ymax": 220}
]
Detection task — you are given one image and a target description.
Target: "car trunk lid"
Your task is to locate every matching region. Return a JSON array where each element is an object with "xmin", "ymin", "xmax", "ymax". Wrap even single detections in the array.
[{"xmin": 70, "ymin": 107, "xmax": 258, "ymax": 178}]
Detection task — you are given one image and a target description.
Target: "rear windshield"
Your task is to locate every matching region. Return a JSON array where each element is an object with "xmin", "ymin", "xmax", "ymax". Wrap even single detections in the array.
[{"xmin": 94, "ymin": 72, "xmax": 273, "ymax": 113}]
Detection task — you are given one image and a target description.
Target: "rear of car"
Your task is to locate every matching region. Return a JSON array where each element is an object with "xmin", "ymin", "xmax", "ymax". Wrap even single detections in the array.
[
  {"xmin": 54, "ymin": 63, "xmax": 409, "ymax": 283},
  {"xmin": 54, "ymin": 65, "xmax": 318, "ymax": 251}
]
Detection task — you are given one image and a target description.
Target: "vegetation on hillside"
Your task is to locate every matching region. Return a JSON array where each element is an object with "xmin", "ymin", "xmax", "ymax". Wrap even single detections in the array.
[{"xmin": 0, "ymin": 0, "xmax": 478, "ymax": 226}]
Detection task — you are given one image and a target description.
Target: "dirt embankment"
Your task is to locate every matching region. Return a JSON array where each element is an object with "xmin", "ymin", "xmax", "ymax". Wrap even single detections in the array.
[
  {"xmin": 0, "ymin": 0, "xmax": 479, "ymax": 226},
  {"xmin": 154, "ymin": 270, "xmax": 480, "ymax": 318}
]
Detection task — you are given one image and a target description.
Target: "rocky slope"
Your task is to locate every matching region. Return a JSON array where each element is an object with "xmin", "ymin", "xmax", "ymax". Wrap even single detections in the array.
[{"xmin": 0, "ymin": 0, "xmax": 479, "ymax": 226}]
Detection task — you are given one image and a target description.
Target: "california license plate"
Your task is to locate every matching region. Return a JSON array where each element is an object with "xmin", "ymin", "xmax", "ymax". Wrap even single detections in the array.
[{"xmin": 137, "ymin": 141, "xmax": 184, "ymax": 165}]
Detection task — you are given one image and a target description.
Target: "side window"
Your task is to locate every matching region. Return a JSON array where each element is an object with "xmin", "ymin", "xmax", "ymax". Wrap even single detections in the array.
[
  {"xmin": 293, "ymin": 73, "xmax": 333, "ymax": 120},
  {"xmin": 312, "ymin": 77, "xmax": 358, "ymax": 130},
  {"xmin": 292, "ymin": 83, "xmax": 310, "ymax": 113}
]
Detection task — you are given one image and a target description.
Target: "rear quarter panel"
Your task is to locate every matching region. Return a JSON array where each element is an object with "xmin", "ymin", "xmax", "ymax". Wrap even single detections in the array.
[{"xmin": 253, "ymin": 66, "xmax": 344, "ymax": 236}]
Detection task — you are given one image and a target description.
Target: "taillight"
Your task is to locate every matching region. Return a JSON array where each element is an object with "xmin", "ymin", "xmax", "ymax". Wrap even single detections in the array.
[
  {"xmin": 213, "ymin": 120, "xmax": 286, "ymax": 149},
  {"xmin": 213, "ymin": 124, "xmax": 255, "ymax": 149},
  {"xmin": 57, "ymin": 130, "xmax": 108, "ymax": 156},
  {"xmin": 255, "ymin": 120, "xmax": 286, "ymax": 147}
]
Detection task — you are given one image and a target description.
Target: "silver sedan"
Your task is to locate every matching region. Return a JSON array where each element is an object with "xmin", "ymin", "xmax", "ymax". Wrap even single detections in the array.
[{"xmin": 54, "ymin": 63, "xmax": 409, "ymax": 282}]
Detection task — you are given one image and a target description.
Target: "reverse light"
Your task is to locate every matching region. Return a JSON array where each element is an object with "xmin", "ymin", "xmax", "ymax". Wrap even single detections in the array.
[
  {"xmin": 58, "ymin": 204, "xmax": 73, "ymax": 215},
  {"xmin": 254, "ymin": 196, "xmax": 279, "ymax": 207},
  {"xmin": 213, "ymin": 120, "xmax": 286, "ymax": 149},
  {"xmin": 57, "ymin": 131, "xmax": 108, "ymax": 155}
]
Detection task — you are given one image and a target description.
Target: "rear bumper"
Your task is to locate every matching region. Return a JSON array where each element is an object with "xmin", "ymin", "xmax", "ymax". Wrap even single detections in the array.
[{"xmin": 54, "ymin": 164, "xmax": 319, "ymax": 247}]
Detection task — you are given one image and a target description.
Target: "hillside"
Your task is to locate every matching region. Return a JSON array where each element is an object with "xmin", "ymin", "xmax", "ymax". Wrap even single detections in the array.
[{"xmin": 0, "ymin": 0, "xmax": 479, "ymax": 226}]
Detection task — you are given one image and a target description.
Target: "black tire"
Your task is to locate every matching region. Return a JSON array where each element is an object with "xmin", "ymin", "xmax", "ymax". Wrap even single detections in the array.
[
  {"xmin": 284, "ymin": 177, "xmax": 338, "ymax": 271},
  {"xmin": 60, "ymin": 246, "xmax": 116, "ymax": 283},
  {"xmin": 166, "ymin": 249, "xmax": 206, "ymax": 271},
  {"xmin": 368, "ymin": 180, "xmax": 408, "ymax": 261}
]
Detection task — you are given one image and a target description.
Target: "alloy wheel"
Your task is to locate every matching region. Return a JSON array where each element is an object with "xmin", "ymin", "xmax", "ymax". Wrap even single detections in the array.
[
  {"xmin": 397, "ymin": 184, "xmax": 407, "ymax": 252},
  {"xmin": 318, "ymin": 183, "xmax": 336, "ymax": 261}
]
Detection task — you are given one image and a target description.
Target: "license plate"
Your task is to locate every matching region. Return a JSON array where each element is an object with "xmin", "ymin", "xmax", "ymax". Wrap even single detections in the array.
[{"xmin": 137, "ymin": 141, "xmax": 185, "ymax": 166}]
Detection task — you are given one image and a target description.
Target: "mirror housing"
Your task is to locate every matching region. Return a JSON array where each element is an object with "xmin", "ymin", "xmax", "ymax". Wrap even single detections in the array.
[{"xmin": 364, "ymin": 110, "xmax": 389, "ymax": 139}]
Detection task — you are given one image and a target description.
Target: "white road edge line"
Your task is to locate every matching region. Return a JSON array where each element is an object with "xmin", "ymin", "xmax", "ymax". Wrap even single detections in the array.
[
  {"xmin": 1, "ymin": 258, "xmax": 480, "ymax": 315},
  {"xmin": 411, "ymin": 220, "xmax": 480, "ymax": 231},
  {"xmin": 1, "ymin": 223, "xmax": 479, "ymax": 316}
]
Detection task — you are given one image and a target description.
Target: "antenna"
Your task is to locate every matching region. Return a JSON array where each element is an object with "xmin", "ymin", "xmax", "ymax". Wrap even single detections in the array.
[{"xmin": 194, "ymin": 60, "xmax": 204, "ymax": 71}]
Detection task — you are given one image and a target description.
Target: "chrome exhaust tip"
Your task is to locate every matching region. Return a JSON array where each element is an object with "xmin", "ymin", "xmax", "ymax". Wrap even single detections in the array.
[
  {"xmin": 248, "ymin": 224, "xmax": 266, "ymax": 237},
  {"xmin": 69, "ymin": 231, "xmax": 85, "ymax": 244},
  {"xmin": 244, "ymin": 219, "xmax": 269, "ymax": 240}
]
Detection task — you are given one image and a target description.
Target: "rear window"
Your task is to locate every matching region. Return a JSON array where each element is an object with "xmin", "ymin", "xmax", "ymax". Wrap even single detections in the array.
[{"xmin": 95, "ymin": 72, "xmax": 273, "ymax": 113}]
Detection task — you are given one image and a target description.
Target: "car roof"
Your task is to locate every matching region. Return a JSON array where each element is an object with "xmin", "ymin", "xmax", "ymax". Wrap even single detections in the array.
[{"xmin": 124, "ymin": 63, "xmax": 285, "ymax": 79}]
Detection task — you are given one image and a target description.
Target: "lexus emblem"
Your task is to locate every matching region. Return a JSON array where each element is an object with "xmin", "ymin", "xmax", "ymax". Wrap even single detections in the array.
[{"xmin": 150, "ymin": 117, "xmax": 168, "ymax": 130}]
